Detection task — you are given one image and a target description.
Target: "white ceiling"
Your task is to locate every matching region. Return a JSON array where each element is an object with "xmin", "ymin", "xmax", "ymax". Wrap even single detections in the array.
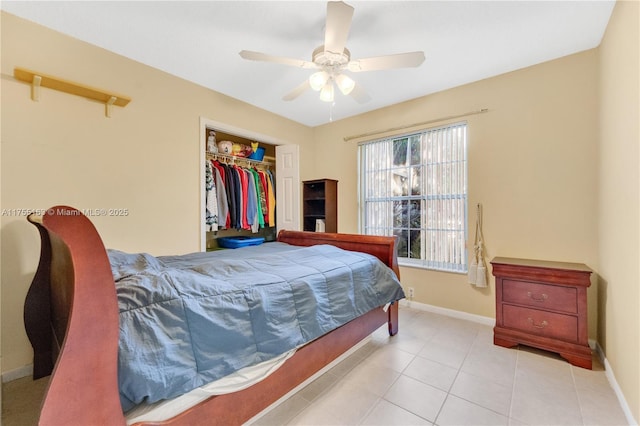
[{"xmin": 2, "ymin": 1, "xmax": 615, "ymax": 127}]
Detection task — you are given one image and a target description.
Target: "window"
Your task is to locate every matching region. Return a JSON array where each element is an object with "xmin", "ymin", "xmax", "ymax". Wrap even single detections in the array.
[{"xmin": 359, "ymin": 122, "xmax": 468, "ymax": 272}]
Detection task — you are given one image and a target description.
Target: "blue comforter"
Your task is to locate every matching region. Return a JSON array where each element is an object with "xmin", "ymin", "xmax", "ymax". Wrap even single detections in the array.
[{"xmin": 109, "ymin": 242, "xmax": 405, "ymax": 411}]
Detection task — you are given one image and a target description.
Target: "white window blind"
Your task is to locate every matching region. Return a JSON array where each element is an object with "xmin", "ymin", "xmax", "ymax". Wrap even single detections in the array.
[{"xmin": 359, "ymin": 122, "xmax": 468, "ymax": 272}]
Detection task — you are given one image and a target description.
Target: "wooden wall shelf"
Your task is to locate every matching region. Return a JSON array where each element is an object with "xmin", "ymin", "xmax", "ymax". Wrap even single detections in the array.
[{"xmin": 14, "ymin": 67, "xmax": 131, "ymax": 117}]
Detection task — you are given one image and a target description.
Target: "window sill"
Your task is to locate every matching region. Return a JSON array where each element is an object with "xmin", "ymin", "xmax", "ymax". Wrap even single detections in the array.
[{"xmin": 398, "ymin": 259, "xmax": 468, "ymax": 275}]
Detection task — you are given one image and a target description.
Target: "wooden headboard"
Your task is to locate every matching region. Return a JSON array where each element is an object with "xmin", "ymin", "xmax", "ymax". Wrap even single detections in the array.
[
  {"xmin": 277, "ymin": 230, "xmax": 399, "ymax": 278},
  {"xmin": 26, "ymin": 206, "xmax": 125, "ymax": 425}
]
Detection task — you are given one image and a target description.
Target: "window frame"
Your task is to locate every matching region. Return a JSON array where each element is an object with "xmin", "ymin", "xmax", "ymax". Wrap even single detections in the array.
[{"xmin": 358, "ymin": 121, "xmax": 469, "ymax": 273}]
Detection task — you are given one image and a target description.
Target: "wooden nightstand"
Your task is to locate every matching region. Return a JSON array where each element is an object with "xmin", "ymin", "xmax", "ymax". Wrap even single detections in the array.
[{"xmin": 491, "ymin": 257, "xmax": 593, "ymax": 369}]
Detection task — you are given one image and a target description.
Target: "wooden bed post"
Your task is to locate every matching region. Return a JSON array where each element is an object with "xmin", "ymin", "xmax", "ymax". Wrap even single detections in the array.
[{"xmin": 388, "ymin": 301, "xmax": 399, "ymax": 336}]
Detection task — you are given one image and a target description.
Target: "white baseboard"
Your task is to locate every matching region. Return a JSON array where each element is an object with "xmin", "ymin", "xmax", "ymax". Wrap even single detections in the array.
[
  {"xmin": 594, "ymin": 342, "xmax": 638, "ymax": 426},
  {"xmin": 399, "ymin": 299, "xmax": 495, "ymax": 327},
  {"xmin": 400, "ymin": 300, "xmax": 637, "ymax": 426},
  {"xmin": 1, "ymin": 364, "xmax": 33, "ymax": 383}
]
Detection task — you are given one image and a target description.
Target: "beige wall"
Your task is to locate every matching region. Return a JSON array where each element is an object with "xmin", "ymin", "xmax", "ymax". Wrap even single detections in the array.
[
  {"xmin": 598, "ymin": 0, "xmax": 640, "ymax": 421},
  {"xmin": 1, "ymin": 4, "xmax": 638, "ymax": 422},
  {"xmin": 0, "ymin": 12, "xmax": 314, "ymax": 372},
  {"xmin": 314, "ymin": 50, "xmax": 600, "ymax": 326}
]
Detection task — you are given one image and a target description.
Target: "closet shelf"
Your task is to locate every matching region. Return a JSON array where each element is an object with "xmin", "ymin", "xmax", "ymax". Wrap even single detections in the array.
[
  {"xmin": 207, "ymin": 152, "xmax": 273, "ymax": 168},
  {"xmin": 14, "ymin": 67, "xmax": 131, "ymax": 117}
]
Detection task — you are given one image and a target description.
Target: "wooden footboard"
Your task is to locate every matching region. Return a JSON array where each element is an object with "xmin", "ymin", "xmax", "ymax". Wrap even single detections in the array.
[{"xmin": 24, "ymin": 207, "xmax": 400, "ymax": 426}]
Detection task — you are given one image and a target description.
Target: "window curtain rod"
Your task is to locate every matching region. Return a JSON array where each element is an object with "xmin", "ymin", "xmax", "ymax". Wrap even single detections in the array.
[{"xmin": 343, "ymin": 108, "xmax": 489, "ymax": 143}]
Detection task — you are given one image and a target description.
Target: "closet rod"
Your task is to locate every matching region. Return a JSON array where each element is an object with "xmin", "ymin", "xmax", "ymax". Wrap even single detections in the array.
[{"xmin": 343, "ymin": 108, "xmax": 489, "ymax": 142}]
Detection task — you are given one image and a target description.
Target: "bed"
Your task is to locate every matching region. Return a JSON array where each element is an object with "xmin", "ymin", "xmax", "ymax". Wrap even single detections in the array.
[{"xmin": 24, "ymin": 206, "xmax": 404, "ymax": 425}]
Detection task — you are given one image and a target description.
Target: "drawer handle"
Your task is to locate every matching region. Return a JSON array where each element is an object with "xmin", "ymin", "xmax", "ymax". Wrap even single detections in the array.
[
  {"xmin": 527, "ymin": 318, "xmax": 549, "ymax": 329},
  {"xmin": 527, "ymin": 292, "xmax": 548, "ymax": 302}
]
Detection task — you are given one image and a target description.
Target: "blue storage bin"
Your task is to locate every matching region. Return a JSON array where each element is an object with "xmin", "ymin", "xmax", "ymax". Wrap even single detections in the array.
[
  {"xmin": 248, "ymin": 147, "xmax": 265, "ymax": 161},
  {"xmin": 217, "ymin": 236, "xmax": 265, "ymax": 249}
]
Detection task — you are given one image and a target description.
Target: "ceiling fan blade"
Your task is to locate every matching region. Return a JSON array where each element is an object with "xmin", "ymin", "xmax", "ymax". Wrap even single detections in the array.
[
  {"xmin": 349, "ymin": 83, "xmax": 371, "ymax": 104},
  {"xmin": 348, "ymin": 51, "xmax": 426, "ymax": 72},
  {"xmin": 283, "ymin": 80, "xmax": 311, "ymax": 101},
  {"xmin": 324, "ymin": 1, "xmax": 354, "ymax": 54},
  {"xmin": 239, "ymin": 50, "xmax": 317, "ymax": 69}
]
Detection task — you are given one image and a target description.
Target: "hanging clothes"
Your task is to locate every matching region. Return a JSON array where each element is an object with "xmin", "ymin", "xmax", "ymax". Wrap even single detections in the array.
[
  {"xmin": 205, "ymin": 161, "xmax": 218, "ymax": 231},
  {"xmin": 207, "ymin": 158, "xmax": 274, "ymax": 232},
  {"xmin": 230, "ymin": 166, "xmax": 243, "ymax": 229},
  {"xmin": 235, "ymin": 166, "xmax": 250, "ymax": 230},
  {"xmin": 257, "ymin": 170, "xmax": 269, "ymax": 225},
  {"xmin": 249, "ymin": 168, "xmax": 265, "ymax": 228},
  {"xmin": 222, "ymin": 162, "xmax": 238, "ymax": 230},
  {"xmin": 266, "ymin": 170, "xmax": 276, "ymax": 227},
  {"xmin": 247, "ymin": 173, "xmax": 258, "ymax": 232},
  {"xmin": 211, "ymin": 161, "xmax": 228, "ymax": 229}
]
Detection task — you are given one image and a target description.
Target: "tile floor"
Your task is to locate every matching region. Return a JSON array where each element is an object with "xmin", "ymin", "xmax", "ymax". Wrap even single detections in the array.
[
  {"xmin": 1, "ymin": 306, "xmax": 630, "ymax": 426},
  {"xmin": 251, "ymin": 307, "xmax": 629, "ymax": 426}
]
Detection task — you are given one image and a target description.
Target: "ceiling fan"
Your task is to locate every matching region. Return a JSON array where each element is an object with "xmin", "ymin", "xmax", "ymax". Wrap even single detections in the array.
[{"xmin": 239, "ymin": 1, "xmax": 425, "ymax": 104}]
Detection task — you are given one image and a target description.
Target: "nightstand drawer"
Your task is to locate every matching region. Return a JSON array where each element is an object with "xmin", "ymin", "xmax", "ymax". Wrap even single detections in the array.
[
  {"xmin": 503, "ymin": 305, "xmax": 578, "ymax": 343},
  {"xmin": 502, "ymin": 279, "xmax": 577, "ymax": 313}
]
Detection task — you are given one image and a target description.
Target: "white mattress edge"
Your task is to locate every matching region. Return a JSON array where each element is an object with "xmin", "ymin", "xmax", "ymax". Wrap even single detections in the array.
[{"xmin": 125, "ymin": 349, "xmax": 296, "ymax": 424}]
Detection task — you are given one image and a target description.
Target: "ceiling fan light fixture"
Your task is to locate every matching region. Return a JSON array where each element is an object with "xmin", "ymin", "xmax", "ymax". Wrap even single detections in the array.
[
  {"xmin": 240, "ymin": 1, "xmax": 425, "ymax": 105},
  {"xmin": 319, "ymin": 82, "xmax": 334, "ymax": 102},
  {"xmin": 335, "ymin": 73, "xmax": 355, "ymax": 95},
  {"xmin": 309, "ymin": 71, "xmax": 329, "ymax": 91}
]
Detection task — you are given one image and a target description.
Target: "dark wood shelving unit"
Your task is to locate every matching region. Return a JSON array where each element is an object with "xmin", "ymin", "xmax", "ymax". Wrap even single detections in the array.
[{"xmin": 303, "ymin": 179, "xmax": 337, "ymax": 233}]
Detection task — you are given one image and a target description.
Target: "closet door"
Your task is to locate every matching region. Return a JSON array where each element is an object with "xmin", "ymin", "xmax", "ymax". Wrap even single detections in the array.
[{"xmin": 276, "ymin": 144, "xmax": 300, "ymax": 231}]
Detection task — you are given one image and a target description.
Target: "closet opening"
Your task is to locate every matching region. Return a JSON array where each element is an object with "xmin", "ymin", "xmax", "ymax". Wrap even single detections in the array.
[
  {"xmin": 204, "ymin": 128, "xmax": 277, "ymax": 251},
  {"xmin": 199, "ymin": 117, "xmax": 301, "ymax": 252}
]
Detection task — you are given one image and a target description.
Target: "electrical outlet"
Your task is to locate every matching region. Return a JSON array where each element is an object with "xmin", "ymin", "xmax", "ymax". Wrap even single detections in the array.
[{"xmin": 407, "ymin": 287, "xmax": 415, "ymax": 299}]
